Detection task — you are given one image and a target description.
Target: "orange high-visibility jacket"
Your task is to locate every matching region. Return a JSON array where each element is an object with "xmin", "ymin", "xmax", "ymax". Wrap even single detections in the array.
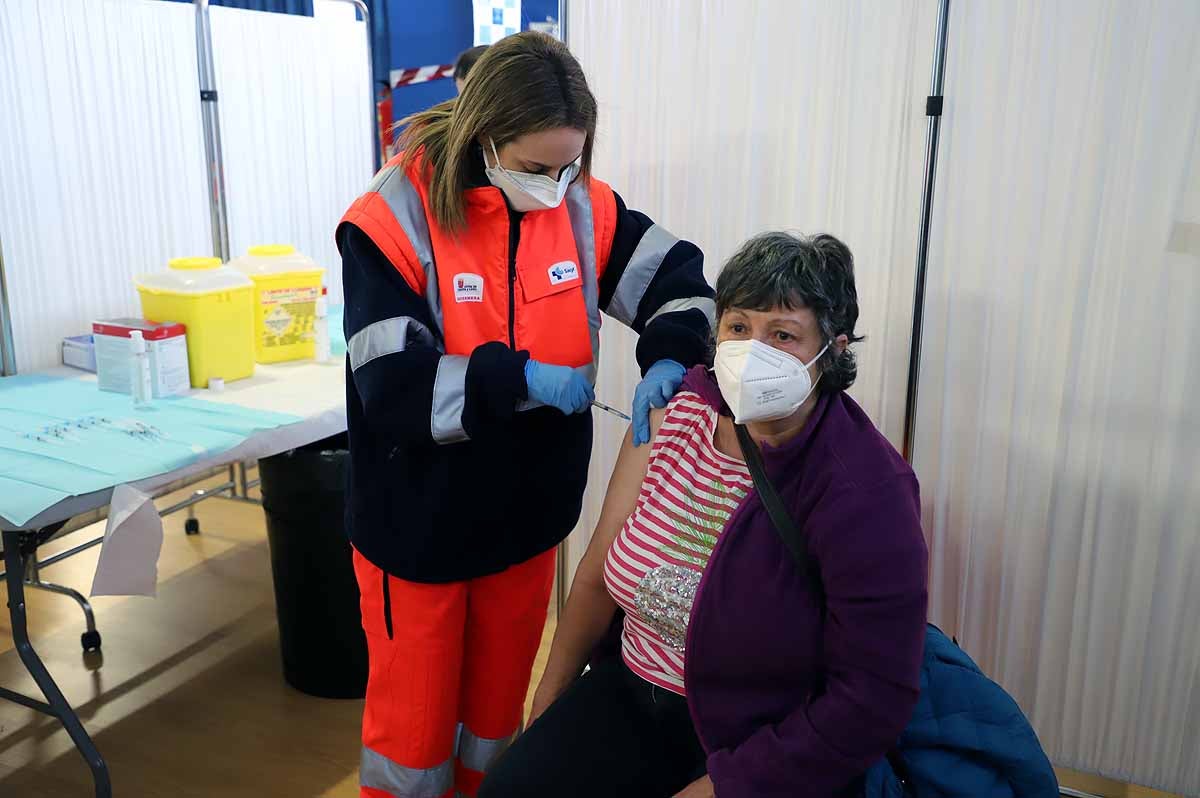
[{"xmin": 337, "ymin": 150, "xmax": 714, "ymax": 582}]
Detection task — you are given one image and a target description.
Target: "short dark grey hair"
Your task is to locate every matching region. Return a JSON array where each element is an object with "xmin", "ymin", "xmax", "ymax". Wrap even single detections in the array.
[
  {"xmin": 714, "ymin": 232, "xmax": 864, "ymax": 393},
  {"xmin": 454, "ymin": 45, "xmax": 489, "ymax": 81}
]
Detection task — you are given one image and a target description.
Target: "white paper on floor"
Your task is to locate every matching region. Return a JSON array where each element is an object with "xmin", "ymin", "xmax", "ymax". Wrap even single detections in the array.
[{"xmin": 90, "ymin": 484, "xmax": 164, "ymax": 597}]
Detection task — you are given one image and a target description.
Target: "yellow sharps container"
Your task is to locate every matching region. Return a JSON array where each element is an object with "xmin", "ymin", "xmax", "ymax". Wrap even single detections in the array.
[
  {"xmin": 135, "ymin": 257, "xmax": 256, "ymax": 388},
  {"xmin": 228, "ymin": 245, "xmax": 326, "ymax": 364}
]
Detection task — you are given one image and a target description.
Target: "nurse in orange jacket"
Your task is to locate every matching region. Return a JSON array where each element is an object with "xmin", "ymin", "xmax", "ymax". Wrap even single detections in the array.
[{"xmin": 337, "ymin": 32, "xmax": 715, "ymax": 798}]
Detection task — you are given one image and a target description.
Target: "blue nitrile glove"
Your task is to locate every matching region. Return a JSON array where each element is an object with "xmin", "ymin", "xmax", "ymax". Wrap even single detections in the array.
[
  {"xmin": 525, "ymin": 360, "xmax": 595, "ymax": 415},
  {"xmin": 632, "ymin": 359, "xmax": 687, "ymax": 446}
]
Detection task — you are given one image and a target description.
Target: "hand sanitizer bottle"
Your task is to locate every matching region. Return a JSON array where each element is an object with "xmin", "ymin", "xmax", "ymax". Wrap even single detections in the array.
[
  {"xmin": 130, "ymin": 331, "xmax": 153, "ymax": 406},
  {"xmin": 314, "ymin": 287, "xmax": 332, "ymax": 363}
]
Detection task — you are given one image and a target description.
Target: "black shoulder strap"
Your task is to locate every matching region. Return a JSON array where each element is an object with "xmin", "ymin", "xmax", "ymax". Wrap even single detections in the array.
[{"xmin": 735, "ymin": 423, "xmax": 823, "ymax": 603}]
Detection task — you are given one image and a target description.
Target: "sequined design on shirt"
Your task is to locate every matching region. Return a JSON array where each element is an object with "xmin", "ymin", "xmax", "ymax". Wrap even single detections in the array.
[
  {"xmin": 635, "ymin": 564, "xmax": 702, "ymax": 651},
  {"xmin": 603, "ymin": 393, "xmax": 753, "ymax": 694}
]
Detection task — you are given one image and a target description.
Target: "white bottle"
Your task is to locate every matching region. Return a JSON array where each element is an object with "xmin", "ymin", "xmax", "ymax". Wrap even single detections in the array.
[
  {"xmin": 314, "ymin": 288, "xmax": 331, "ymax": 363},
  {"xmin": 130, "ymin": 331, "xmax": 153, "ymax": 406}
]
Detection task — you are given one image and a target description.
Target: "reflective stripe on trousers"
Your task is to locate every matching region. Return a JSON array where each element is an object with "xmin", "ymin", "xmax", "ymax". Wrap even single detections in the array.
[
  {"xmin": 361, "ymin": 747, "xmax": 454, "ymax": 798},
  {"xmin": 458, "ymin": 726, "xmax": 514, "ymax": 773},
  {"xmin": 358, "ymin": 724, "xmax": 514, "ymax": 798}
]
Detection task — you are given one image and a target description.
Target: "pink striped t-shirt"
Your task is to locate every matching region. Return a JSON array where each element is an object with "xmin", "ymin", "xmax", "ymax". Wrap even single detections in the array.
[{"xmin": 603, "ymin": 391, "xmax": 752, "ymax": 695}]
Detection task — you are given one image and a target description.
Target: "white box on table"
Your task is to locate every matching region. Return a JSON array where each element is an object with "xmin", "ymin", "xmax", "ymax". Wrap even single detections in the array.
[
  {"xmin": 62, "ymin": 335, "xmax": 98, "ymax": 372},
  {"xmin": 93, "ymin": 319, "xmax": 191, "ymax": 398}
]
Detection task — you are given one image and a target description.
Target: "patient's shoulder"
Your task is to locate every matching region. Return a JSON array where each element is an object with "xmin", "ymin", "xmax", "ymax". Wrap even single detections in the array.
[
  {"xmin": 649, "ymin": 405, "xmax": 669, "ymax": 438},
  {"xmin": 664, "ymin": 390, "xmax": 715, "ymax": 427},
  {"xmin": 646, "ymin": 390, "xmax": 715, "ymax": 446},
  {"xmin": 668, "ymin": 389, "xmax": 712, "ymax": 413}
]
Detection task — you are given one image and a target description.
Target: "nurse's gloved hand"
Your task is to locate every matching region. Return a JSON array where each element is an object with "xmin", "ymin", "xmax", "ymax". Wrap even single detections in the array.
[
  {"xmin": 525, "ymin": 360, "xmax": 595, "ymax": 415},
  {"xmin": 632, "ymin": 359, "xmax": 687, "ymax": 446}
]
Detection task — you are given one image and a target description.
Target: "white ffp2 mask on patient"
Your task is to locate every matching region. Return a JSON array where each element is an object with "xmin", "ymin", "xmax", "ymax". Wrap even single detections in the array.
[{"xmin": 714, "ymin": 338, "xmax": 829, "ymax": 424}]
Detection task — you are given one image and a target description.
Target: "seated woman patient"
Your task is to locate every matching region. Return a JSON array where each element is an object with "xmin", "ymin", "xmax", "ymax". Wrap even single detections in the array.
[{"xmin": 478, "ymin": 232, "xmax": 929, "ymax": 798}]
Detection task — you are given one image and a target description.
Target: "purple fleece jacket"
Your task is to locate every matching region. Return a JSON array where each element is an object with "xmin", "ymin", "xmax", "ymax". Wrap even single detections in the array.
[{"xmin": 680, "ymin": 367, "xmax": 929, "ymax": 797}]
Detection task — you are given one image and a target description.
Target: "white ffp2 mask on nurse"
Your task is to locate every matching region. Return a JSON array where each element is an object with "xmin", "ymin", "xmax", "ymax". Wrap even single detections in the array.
[
  {"xmin": 714, "ymin": 338, "xmax": 829, "ymax": 424},
  {"xmin": 484, "ymin": 138, "xmax": 580, "ymax": 212}
]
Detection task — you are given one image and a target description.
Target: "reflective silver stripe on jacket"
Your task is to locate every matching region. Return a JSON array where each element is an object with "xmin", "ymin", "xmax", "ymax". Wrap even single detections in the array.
[
  {"xmin": 510, "ymin": 182, "xmax": 604, "ymax": 413},
  {"xmin": 370, "ymin": 164, "xmax": 445, "ymax": 335},
  {"xmin": 431, "ymin": 355, "xmax": 470, "ymax": 444},
  {"xmin": 646, "ymin": 296, "xmax": 717, "ymax": 328},
  {"xmin": 360, "ymin": 746, "xmax": 453, "ymax": 798},
  {"xmin": 458, "ymin": 726, "xmax": 516, "ymax": 774},
  {"xmin": 372, "ymin": 164, "xmax": 458, "ymax": 437},
  {"xmin": 606, "ymin": 223, "xmax": 680, "ymax": 327},
  {"xmin": 348, "ymin": 316, "xmax": 439, "ymax": 372},
  {"xmin": 565, "ymin": 181, "xmax": 602, "ymax": 370},
  {"xmin": 366, "ymin": 172, "xmax": 609, "ymax": 427}
]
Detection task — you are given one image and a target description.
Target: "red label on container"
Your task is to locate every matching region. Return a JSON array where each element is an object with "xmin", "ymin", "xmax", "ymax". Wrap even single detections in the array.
[{"xmin": 92, "ymin": 319, "xmax": 187, "ymax": 340}]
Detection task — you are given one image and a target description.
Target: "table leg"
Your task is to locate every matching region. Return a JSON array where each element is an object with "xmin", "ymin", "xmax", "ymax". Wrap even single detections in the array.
[
  {"xmin": 24, "ymin": 551, "xmax": 102, "ymax": 652},
  {"xmin": 1, "ymin": 530, "xmax": 111, "ymax": 797}
]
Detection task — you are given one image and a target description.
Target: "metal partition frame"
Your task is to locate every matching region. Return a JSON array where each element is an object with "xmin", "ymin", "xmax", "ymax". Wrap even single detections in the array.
[
  {"xmin": 551, "ymin": 0, "xmax": 953, "ymax": 608},
  {"xmin": 901, "ymin": 0, "xmax": 952, "ymax": 463},
  {"xmin": 0, "ymin": 2, "xmax": 376, "ymax": 375},
  {"xmin": 556, "ymin": 0, "xmax": 571, "ymax": 615},
  {"xmin": 0, "ymin": 234, "xmax": 15, "ymax": 376},
  {"xmin": 329, "ymin": 0, "xmax": 381, "ymax": 173},
  {"xmin": 195, "ymin": 0, "xmax": 231, "ymax": 262},
  {"xmin": 192, "ymin": 0, "xmax": 379, "ymax": 268}
]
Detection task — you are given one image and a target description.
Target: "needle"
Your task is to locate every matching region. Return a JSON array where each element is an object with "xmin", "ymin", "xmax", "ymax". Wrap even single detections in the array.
[{"xmin": 591, "ymin": 400, "xmax": 632, "ymax": 421}]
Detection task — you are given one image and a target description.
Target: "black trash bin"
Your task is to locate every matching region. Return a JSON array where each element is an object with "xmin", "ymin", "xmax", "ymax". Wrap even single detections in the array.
[{"xmin": 258, "ymin": 433, "xmax": 367, "ymax": 699}]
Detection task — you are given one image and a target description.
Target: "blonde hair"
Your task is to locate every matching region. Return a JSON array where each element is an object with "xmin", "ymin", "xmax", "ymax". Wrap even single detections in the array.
[{"xmin": 395, "ymin": 32, "xmax": 597, "ymax": 231}]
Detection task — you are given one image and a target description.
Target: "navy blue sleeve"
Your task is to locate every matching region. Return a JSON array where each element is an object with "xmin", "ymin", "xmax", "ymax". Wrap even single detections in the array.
[
  {"xmin": 598, "ymin": 192, "xmax": 715, "ymax": 375},
  {"xmin": 339, "ymin": 224, "xmax": 529, "ymax": 445}
]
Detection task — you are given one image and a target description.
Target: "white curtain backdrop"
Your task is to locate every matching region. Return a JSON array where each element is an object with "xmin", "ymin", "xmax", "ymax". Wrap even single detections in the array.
[
  {"xmin": 211, "ymin": 5, "xmax": 373, "ymax": 306},
  {"xmin": 566, "ymin": 0, "xmax": 934, "ymax": 582},
  {"xmin": 0, "ymin": 0, "xmax": 211, "ymax": 373},
  {"xmin": 914, "ymin": 0, "xmax": 1200, "ymax": 793}
]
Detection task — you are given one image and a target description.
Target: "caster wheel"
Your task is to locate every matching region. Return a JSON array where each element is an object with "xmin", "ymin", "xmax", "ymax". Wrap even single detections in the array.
[
  {"xmin": 185, "ymin": 518, "xmax": 201, "ymax": 535},
  {"xmin": 81, "ymin": 631, "xmax": 102, "ymax": 653}
]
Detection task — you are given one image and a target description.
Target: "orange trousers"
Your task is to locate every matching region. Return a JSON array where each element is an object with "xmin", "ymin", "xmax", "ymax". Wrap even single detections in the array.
[{"xmin": 353, "ymin": 547, "xmax": 556, "ymax": 798}]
